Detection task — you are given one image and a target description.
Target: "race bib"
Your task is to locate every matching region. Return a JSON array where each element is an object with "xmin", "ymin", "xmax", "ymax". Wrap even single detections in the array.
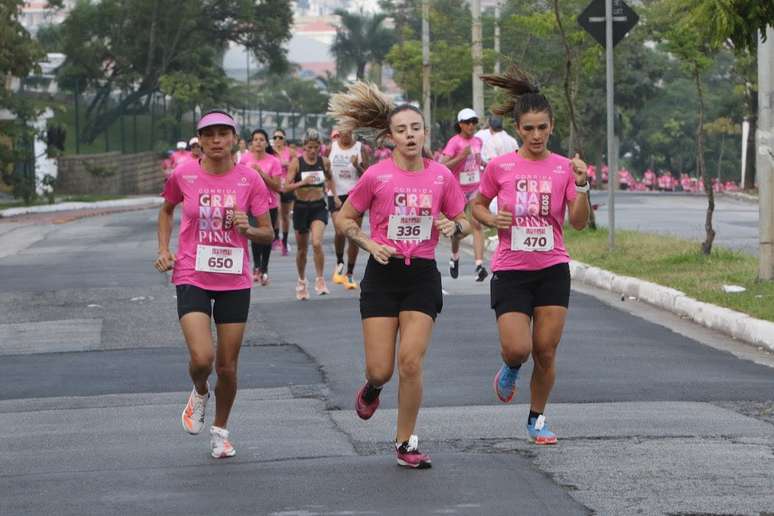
[
  {"xmin": 459, "ymin": 170, "xmax": 480, "ymax": 185},
  {"xmin": 511, "ymin": 226, "xmax": 554, "ymax": 252},
  {"xmin": 337, "ymin": 168, "xmax": 354, "ymax": 180},
  {"xmin": 195, "ymin": 245, "xmax": 244, "ymax": 274},
  {"xmin": 387, "ymin": 215, "xmax": 433, "ymax": 241},
  {"xmin": 301, "ymin": 170, "xmax": 325, "ymax": 184}
]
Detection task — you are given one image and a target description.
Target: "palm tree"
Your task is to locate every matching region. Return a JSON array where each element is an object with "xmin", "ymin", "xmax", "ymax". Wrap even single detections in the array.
[{"xmin": 330, "ymin": 9, "xmax": 396, "ymax": 83}]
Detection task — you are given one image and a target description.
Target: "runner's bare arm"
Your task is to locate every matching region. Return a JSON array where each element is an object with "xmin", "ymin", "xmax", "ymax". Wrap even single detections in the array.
[
  {"xmin": 336, "ymin": 200, "xmax": 395, "ymax": 264},
  {"xmin": 234, "ymin": 211, "xmax": 273, "ymax": 244},
  {"xmin": 567, "ymin": 153, "xmax": 589, "ymax": 230},
  {"xmin": 323, "ymin": 157, "xmax": 337, "ymax": 197},
  {"xmin": 440, "ymin": 146, "xmax": 470, "ymax": 169},
  {"xmin": 284, "ymin": 159, "xmax": 314, "ymax": 191},
  {"xmin": 435, "ymin": 213, "xmax": 471, "ymax": 239},
  {"xmin": 472, "ymin": 193, "xmax": 512, "ymax": 230},
  {"xmin": 155, "ymin": 201, "xmax": 176, "ymax": 272}
]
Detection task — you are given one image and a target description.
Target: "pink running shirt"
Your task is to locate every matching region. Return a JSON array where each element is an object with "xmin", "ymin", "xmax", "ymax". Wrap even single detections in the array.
[
  {"xmin": 276, "ymin": 147, "xmax": 292, "ymax": 195},
  {"xmin": 162, "ymin": 160, "xmax": 270, "ymax": 291},
  {"xmin": 347, "ymin": 158, "xmax": 466, "ymax": 262},
  {"xmin": 479, "ymin": 152, "xmax": 577, "ymax": 272},
  {"xmin": 239, "ymin": 152, "xmax": 283, "ymax": 209},
  {"xmin": 442, "ymin": 134, "xmax": 483, "ymax": 196}
]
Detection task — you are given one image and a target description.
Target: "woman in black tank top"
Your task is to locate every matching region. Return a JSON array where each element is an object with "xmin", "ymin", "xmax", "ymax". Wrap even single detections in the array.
[{"xmin": 285, "ymin": 130, "xmax": 337, "ymax": 299}]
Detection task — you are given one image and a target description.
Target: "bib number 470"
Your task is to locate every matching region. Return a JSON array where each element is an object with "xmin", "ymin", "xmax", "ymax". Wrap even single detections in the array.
[{"xmin": 511, "ymin": 226, "xmax": 554, "ymax": 252}]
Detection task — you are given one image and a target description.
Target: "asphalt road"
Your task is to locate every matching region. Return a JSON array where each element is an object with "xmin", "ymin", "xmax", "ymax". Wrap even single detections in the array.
[
  {"xmin": 0, "ymin": 204, "xmax": 773, "ymax": 516},
  {"xmin": 593, "ymin": 190, "xmax": 759, "ymax": 254}
]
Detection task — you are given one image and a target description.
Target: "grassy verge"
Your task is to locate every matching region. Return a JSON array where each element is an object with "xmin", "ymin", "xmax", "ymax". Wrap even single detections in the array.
[{"xmin": 563, "ymin": 228, "xmax": 773, "ymax": 322}]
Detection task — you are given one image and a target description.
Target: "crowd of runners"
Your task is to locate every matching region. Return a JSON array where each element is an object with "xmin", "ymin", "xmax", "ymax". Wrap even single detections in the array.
[{"xmin": 155, "ymin": 66, "xmax": 591, "ymax": 467}]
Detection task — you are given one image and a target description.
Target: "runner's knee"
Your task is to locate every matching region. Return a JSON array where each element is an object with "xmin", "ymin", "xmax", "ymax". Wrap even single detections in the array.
[
  {"xmin": 366, "ymin": 365, "xmax": 393, "ymax": 386},
  {"xmin": 215, "ymin": 362, "xmax": 238, "ymax": 381},
  {"xmin": 397, "ymin": 353, "xmax": 423, "ymax": 379}
]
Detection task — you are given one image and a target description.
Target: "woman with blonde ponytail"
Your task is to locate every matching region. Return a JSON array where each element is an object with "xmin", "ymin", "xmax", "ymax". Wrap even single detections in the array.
[
  {"xmin": 471, "ymin": 66, "xmax": 590, "ymax": 445},
  {"xmin": 330, "ymin": 82, "xmax": 472, "ymax": 469}
]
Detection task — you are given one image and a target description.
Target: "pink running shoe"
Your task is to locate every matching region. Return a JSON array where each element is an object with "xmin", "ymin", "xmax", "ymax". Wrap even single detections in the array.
[
  {"xmin": 355, "ymin": 383, "xmax": 380, "ymax": 420},
  {"xmin": 395, "ymin": 435, "xmax": 432, "ymax": 469},
  {"xmin": 272, "ymin": 239, "xmax": 282, "ymax": 251},
  {"xmin": 253, "ymin": 268, "xmax": 262, "ymax": 283},
  {"xmin": 281, "ymin": 242, "xmax": 289, "ymax": 256}
]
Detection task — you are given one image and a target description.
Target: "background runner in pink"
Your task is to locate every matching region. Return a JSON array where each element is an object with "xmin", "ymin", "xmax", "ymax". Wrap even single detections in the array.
[
  {"xmin": 239, "ymin": 152, "xmax": 283, "ymax": 209},
  {"xmin": 442, "ymin": 133, "xmax": 483, "ymax": 196},
  {"xmin": 479, "ymin": 152, "xmax": 576, "ymax": 272},
  {"xmin": 347, "ymin": 158, "xmax": 467, "ymax": 261},
  {"xmin": 162, "ymin": 160, "xmax": 270, "ymax": 290}
]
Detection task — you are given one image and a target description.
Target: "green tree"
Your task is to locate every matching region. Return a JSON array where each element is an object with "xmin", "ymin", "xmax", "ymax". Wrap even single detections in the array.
[
  {"xmin": 0, "ymin": 0, "xmax": 47, "ymax": 202},
  {"xmin": 54, "ymin": 0, "xmax": 292, "ymax": 144},
  {"xmin": 331, "ymin": 9, "xmax": 395, "ymax": 82}
]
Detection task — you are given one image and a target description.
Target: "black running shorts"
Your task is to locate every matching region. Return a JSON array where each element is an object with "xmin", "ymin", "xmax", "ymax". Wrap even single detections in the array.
[
  {"xmin": 293, "ymin": 199, "xmax": 328, "ymax": 234},
  {"xmin": 280, "ymin": 191, "xmax": 296, "ymax": 203},
  {"xmin": 176, "ymin": 284, "xmax": 251, "ymax": 324},
  {"xmin": 328, "ymin": 194, "xmax": 349, "ymax": 213},
  {"xmin": 360, "ymin": 256, "xmax": 443, "ymax": 320},
  {"xmin": 489, "ymin": 262, "xmax": 570, "ymax": 318}
]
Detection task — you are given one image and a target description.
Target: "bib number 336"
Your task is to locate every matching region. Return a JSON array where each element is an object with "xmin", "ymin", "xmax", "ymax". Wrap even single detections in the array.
[
  {"xmin": 195, "ymin": 245, "xmax": 244, "ymax": 274},
  {"xmin": 387, "ymin": 215, "xmax": 432, "ymax": 241},
  {"xmin": 511, "ymin": 226, "xmax": 554, "ymax": 252}
]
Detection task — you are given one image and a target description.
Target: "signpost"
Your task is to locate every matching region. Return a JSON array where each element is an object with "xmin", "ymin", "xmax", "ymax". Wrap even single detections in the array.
[{"xmin": 579, "ymin": 0, "xmax": 638, "ymax": 251}]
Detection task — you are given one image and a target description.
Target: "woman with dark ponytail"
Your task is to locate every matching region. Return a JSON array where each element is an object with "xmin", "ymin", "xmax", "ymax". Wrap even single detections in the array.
[
  {"xmin": 471, "ymin": 66, "xmax": 590, "ymax": 445},
  {"xmin": 330, "ymin": 82, "xmax": 471, "ymax": 468}
]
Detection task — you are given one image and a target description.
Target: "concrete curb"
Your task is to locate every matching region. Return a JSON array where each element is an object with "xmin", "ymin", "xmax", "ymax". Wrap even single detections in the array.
[
  {"xmin": 0, "ymin": 196, "xmax": 162, "ymax": 218},
  {"xmin": 721, "ymin": 191, "xmax": 758, "ymax": 203},
  {"xmin": 569, "ymin": 260, "xmax": 774, "ymax": 352}
]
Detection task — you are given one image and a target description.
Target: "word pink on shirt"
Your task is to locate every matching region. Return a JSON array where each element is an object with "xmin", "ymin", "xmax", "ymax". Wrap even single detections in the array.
[
  {"xmin": 162, "ymin": 160, "xmax": 270, "ymax": 291},
  {"xmin": 348, "ymin": 158, "xmax": 466, "ymax": 262},
  {"xmin": 479, "ymin": 152, "xmax": 577, "ymax": 272},
  {"xmin": 442, "ymin": 134, "xmax": 483, "ymax": 196},
  {"xmin": 239, "ymin": 152, "xmax": 283, "ymax": 209}
]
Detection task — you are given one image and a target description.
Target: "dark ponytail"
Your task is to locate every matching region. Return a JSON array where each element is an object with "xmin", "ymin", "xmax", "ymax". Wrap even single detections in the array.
[{"xmin": 480, "ymin": 66, "xmax": 553, "ymax": 125}]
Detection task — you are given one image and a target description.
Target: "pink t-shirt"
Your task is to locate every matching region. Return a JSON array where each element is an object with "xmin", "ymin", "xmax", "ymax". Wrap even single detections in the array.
[
  {"xmin": 239, "ymin": 152, "xmax": 283, "ymax": 209},
  {"xmin": 162, "ymin": 160, "xmax": 270, "ymax": 291},
  {"xmin": 348, "ymin": 158, "xmax": 466, "ymax": 262},
  {"xmin": 442, "ymin": 134, "xmax": 483, "ymax": 195},
  {"xmin": 479, "ymin": 152, "xmax": 577, "ymax": 272}
]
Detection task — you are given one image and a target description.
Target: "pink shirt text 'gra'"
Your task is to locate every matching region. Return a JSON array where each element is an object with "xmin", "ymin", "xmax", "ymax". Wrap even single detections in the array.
[
  {"xmin": 347, "ymin": 158, "xmax": 466, "ymax": 261},
  {"xmin": 479, "ymin": 152, "xmax": 577, "ymax": 272},
  {"xmin": 162, "ymin": 160, "xmax": 270, "ymax": 291}
]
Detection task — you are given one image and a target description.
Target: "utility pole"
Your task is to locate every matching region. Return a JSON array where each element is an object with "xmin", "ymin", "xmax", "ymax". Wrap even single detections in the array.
[
  {"xmin": 422, "ymin": 0, "xmax": 432, "ymax": 143},
  {"xmin": 494, "ymin": 1, "xmax": 501, "ymax": 74},
  {"xmin": 605, "ymin": 0, "xmax": 616, "ymax": 252},
  {"xmin": 471, "ymin": 0, "xmax": 484, "ymax": 116},
  {"xmin": 758, "ymin": 26, "xmax": 774, "ymax": 280}
]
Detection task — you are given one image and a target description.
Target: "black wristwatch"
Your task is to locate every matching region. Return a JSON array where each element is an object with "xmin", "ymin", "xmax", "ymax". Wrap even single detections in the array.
[{"xmin": 453, "ymin": 221, "xmax": 464, "ymax": 237}]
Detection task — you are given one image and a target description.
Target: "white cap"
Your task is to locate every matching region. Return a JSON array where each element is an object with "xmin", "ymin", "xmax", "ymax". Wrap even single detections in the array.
[
  {"xmin": 176, "ymin": 141, "xmax": 187, "ymax": 150},
  {"xmin": 188, "ymin": 137, "xmax": 199, "ymax": 146},
  {"xmin": 457, "ymin": 108, "xmax": 478, "ymax": 122}
]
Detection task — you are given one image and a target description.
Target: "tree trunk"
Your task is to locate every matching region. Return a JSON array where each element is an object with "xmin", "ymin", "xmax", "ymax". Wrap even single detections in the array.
[
  {"xmin": 553, "ymin": 0, "xmax": 580, "ymax": 154},
  {"xmin": 356, "ymin": 61, "xmax": 366, "ymax": 81},
  {"xmin": 695, "ymin": 65, "xmax": 715, "ymax": 255}
]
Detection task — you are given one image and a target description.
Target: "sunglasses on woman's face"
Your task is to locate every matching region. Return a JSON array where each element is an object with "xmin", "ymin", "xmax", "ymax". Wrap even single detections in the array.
[{"xmin": 273, "ymin": 135, "xmax": 284, "ymax": 140}]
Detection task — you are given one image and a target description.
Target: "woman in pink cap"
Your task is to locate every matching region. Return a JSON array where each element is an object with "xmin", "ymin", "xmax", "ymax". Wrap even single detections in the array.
[
  {"xmin": 155, "ymin": 110, "xmax": 274, "ymax": 459},
  {"xmin": 440, "ymin": 108, "xmax": 488, "ymax": 283},
  {"xmin": 329, "ymin": 82, "xmax": 471, "ymax": 469}
]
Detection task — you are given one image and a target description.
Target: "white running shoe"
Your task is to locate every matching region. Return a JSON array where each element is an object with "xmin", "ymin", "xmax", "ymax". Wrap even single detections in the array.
[
  {"xmin": 181, "ymin": 385, "xmax": 209, "ymax": 435},
  {"xmin": 210, "ymin": 425, "xmax": 236, "ymax": 458}
]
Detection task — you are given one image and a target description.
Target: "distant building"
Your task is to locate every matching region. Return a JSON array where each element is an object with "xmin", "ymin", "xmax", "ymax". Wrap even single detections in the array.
[{"xmin": 19, "ymin": 0, "xmax": 75, "ymax": 35}]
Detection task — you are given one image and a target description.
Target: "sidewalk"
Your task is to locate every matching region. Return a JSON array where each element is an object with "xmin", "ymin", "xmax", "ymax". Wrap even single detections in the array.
[{"xmin": 0, "ymin": 196, "xmax": 162, "ymax": 219}]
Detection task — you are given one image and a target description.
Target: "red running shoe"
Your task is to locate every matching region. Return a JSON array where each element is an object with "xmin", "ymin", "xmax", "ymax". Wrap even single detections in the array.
[
  {"xmin": 355, "ymin": 383, "xmax": 380, "ymax": 420},
  {"xmin": 396, "ymin": 435, "xmax": 432, "ymax": 469}
]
